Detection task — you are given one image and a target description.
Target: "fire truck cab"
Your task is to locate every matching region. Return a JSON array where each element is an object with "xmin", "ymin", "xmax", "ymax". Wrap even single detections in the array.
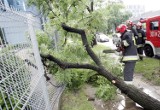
[{"xmin": 140, "ymin": 16, "xmax": 160, "ymax": 57}]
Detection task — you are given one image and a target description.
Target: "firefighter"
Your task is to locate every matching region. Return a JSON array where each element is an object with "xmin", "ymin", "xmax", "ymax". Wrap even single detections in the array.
[
  {"xmin": 126, "ymin": 20, "xmax": 139, "ymax": 45},
  {"xmin": 116, "ymin": 24, "xmax": 139, "ymax": 84},
  {"xmin": 136, "ymin": 22, "xmax": 146, "ymax": 60}
]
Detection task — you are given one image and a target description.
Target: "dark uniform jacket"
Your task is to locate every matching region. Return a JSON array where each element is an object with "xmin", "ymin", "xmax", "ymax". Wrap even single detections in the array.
[
  {"xmin": 120, "ymin": 30, "xmax": 139, "ymax": 62},
  {"xmin": 130, "ymin": 27, "xmax": 139, "ymax": 45},
  {"xmin": 137, "ymin": 29, "xmax": 146, "ymax": 48}
]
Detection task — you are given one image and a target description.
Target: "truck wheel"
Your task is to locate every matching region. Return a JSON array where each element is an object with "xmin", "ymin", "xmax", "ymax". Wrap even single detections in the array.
[{"xmin": 144, "ymin": 45, "xmax": 154, "ymax": 57}]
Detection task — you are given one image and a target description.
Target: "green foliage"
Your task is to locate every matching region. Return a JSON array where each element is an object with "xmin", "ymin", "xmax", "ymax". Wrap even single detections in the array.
[
  {"xmin": 36, "ymin": 32, "xmax": 121, "ymax": 101},
  {"xmin": 28, "ymin": 0, "xmax": 131, "ymax": 45},
  {"xmin": 53, "ymin": 40, "xmax": 91, "ymax": 63},
  {"xmin": 35, "ymin": 30, "xmax": 93, "ymax": 90},
  {"xmin": 36, "ymin": 31, "xmax": 51, "ymax": 46},
  {"xmin": 43, "ymin": 42, "xmax": 121, "ymax": 97},
  {"xmin": 40, "ymin": 40, "xmax": 94, "ymax": 90},
  {"xmin": 47, "ymin": 61, "xmax": 59, "ymax": 74},
  {"xmin": 96, "ymin": 84, "xmax": 116, "ymax": 101},
  {"xmin": 43, "ymin": 40, "xmax": 119, "ymax": 92},
  {"xmin": 90, "ymin": 75, "xmax": 116, "ymax": 101},
  {"xmin": 0, "ymin": 92, "xmax": 12, "ymax": 110},
  {"xmin": 66, "ymin": 69, "xmax": 90, "ymax": 90},
  {"xmin": 55, "ymin": 68, "xmax": 95, "ymax": 90},
  {"xmin": 36, "ymin": 31, "xmax": 53, "ymax": 53},
  {"xmin": 135, "ymin": 58, "xmax": 160, "ymax": 85},
  {"xmin": 0, "ymin": 92, "xmax": 22, "ymax": 110}
]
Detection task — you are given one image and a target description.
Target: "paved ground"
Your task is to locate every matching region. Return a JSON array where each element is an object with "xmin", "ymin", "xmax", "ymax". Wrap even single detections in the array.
[
  {"xmin": 46, "ymin": 74, "xmax": 65, "ymax": 110},
  {"xmin": 133, "ymin": 74, "xmax": 160, "ymax": 101}
]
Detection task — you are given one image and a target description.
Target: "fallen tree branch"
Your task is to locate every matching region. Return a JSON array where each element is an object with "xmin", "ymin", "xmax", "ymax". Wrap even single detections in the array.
[
  {"xmin": 42, "ymin": 53, "xmax": 160, "ymax": 109},
  {"xmin": 41, "ymin": 23, "xmax": 160, "ymax": 109},
  {"xmin": 41, "ymin": 54, "xmax": 99, "ymax": 71}
]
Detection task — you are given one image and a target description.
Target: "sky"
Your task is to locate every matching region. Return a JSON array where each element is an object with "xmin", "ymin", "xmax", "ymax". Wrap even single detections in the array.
[{"xmin": 122, "ymin": 0, "xmax": 160, "ymax": 12}]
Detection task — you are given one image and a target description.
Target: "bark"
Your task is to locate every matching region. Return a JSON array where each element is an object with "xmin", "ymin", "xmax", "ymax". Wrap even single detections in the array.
[
  {"xmin": 41, "ymin": 54, "xmax": 99, "ymax": 71},
  {"xmin": 41, "ymin": 23, "xmax": 160, "ymax": 110}
]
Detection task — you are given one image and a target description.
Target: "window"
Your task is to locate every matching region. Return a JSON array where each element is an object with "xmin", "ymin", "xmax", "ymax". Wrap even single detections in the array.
[{"xmin": 150, "ymin": 21, "xmax": 159, "ymax": 30}]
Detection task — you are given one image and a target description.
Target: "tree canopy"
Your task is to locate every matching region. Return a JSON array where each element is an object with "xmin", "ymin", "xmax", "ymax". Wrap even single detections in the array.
[
  {"xmin": 28, "ymin": 0, "xmax": 131, "ymax": 35},
  {"xmin": 105, "ymin": 1, "xmax": 132, "ymax": 33}
]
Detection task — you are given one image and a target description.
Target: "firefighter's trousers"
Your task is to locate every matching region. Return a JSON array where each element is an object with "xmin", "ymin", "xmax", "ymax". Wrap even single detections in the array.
[
  {"xmin": 137, "ymin": 47, "xmax": 143, "ymax": 56},
  {"xmin": 123, "ymin": 62, "xmax": 136, "ymax": 81}
]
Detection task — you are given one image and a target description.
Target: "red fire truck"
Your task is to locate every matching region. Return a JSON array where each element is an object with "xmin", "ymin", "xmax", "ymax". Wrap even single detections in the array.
[{"xmin": 140, "ymin": 16, "xmax": 160, "ymax": 57}]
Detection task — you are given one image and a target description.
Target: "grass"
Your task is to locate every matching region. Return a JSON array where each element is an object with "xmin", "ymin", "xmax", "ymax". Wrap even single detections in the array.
[
  {"xmin": 135, "ymin": 57, "xmax": 160, "ymax": 85},
  {"xmin": 60, "ymin": 88, "xmax": 94, "ymax": 110}
]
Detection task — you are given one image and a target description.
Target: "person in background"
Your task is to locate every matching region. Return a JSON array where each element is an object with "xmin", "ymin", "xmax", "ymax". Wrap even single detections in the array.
[
  {"xmin": 126, "ymin": 20, "xmax": 139, "ymax": 46},
  {"xmin": 136, "ymin": 22, "xmax": 146, "ymax": 60},
  {"xmin": 116, "ymin": 24, "xmax": 139, "ymax": 84}
]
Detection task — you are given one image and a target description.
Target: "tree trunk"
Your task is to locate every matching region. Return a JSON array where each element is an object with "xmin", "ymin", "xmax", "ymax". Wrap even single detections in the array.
[{"xmin": 98, "ymin": 67, "xmax": 160, "ymax": 110}]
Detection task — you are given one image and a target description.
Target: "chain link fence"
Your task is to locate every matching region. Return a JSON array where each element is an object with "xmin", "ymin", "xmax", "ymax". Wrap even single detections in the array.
[{"xmin": 0, "ymin": 2, "xmax": 64, "ymax": 110}]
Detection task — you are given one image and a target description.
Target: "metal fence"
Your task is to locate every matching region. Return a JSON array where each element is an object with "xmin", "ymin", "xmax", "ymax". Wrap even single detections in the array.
[{"xmin": 0, "ymin": 2, "xmax": 64, "ymax": 110}]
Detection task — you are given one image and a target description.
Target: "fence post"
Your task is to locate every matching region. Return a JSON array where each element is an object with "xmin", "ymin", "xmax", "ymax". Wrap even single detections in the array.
[{"xmin": 27, "ymin": 14, "xmax": 52, "ymax": 110}]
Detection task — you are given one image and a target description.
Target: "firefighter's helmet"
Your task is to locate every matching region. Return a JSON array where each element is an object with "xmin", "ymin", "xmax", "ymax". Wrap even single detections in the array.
[
  {"xmin": 136, "ymin": 22, "xmax": 142, "ymax": 28},
  {"xmin": 116, "ymin": 24, "xmax": 127, "ymax": 34},
  {"xmin": 126, "ymin": 20, "xmax": 133, "ymax": 26}
]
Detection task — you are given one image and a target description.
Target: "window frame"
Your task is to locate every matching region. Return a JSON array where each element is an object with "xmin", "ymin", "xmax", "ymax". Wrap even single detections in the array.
[{"xmin": 150, "ymin": 21, "xmax": 159, "ymax": 30}]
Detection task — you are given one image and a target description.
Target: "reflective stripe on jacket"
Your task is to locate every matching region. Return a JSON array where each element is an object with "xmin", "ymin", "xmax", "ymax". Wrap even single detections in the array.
[
  {"xmin": 122, "ymin": 55, "xmax": 139, "ymax": 61},
  {"xmin": 137, "ymin": 44, "xmax": 144, "ymax": 48}
]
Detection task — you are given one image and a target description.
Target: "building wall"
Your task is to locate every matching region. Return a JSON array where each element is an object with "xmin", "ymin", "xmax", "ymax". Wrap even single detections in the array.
[
  {"xmin": 125, "ymin": 5, "xmax": 145, "ymax": 17},
  {"xmin": 0, "ymin": 0, "xmax": 42, "ymax": 44},
  {"xmin": 131, "ymin": 10, "xmax": 160, "ymax": 22},
  {"xmin": 0, "ymin": 12, "xmax": 42, "ymax": 44},
  {"xmin": 2, "ymin": 0, "xmax": 26, "ymax": 11}
]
